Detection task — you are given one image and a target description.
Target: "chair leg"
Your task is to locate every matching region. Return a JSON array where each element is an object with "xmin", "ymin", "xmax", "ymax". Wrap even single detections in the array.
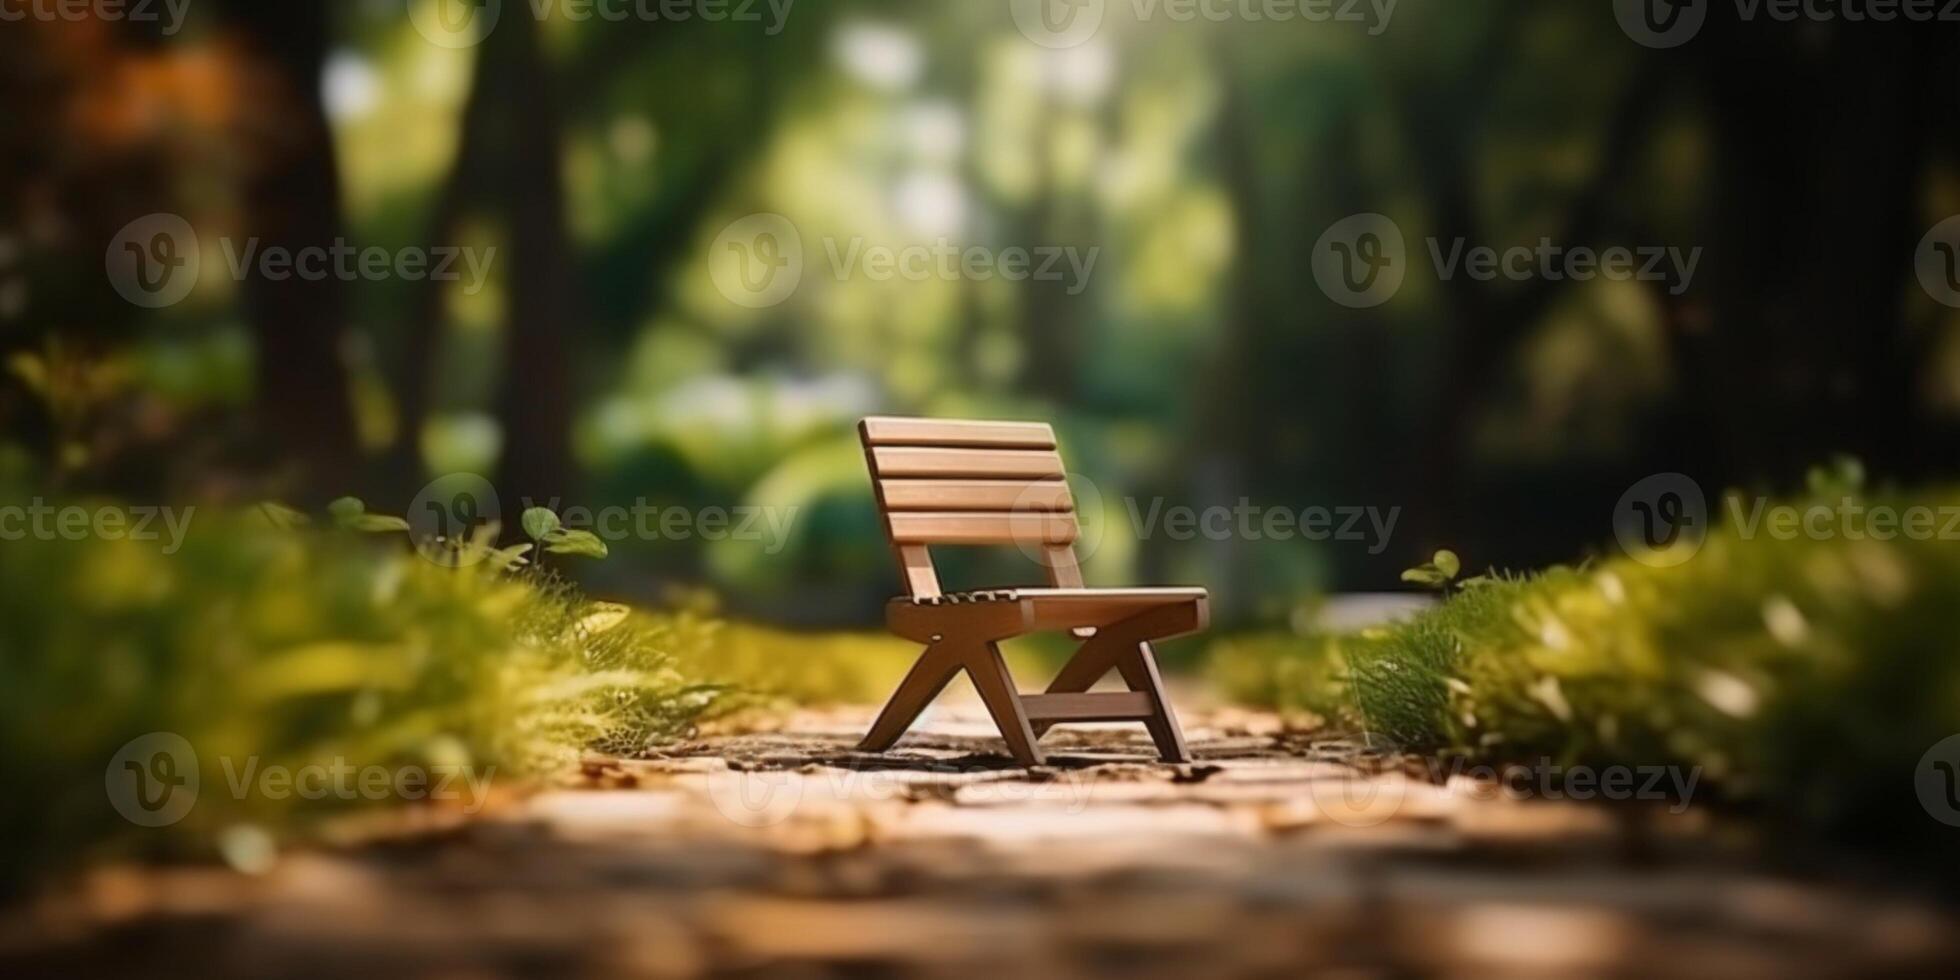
[
  {"xmin": 1031, "ymin": 630, "xmax": 1129, "ymax": 737},
  {"xmin": 965, "ymin": 642, "xmax": 1045, "ymax": 767},
  {"xmin": 858, "ymin": 641, "xmax": 966, "ymax": 753},
  {"xmin": 1116, "ymin": 641, "xmax": 1190, "ymax": 763}
]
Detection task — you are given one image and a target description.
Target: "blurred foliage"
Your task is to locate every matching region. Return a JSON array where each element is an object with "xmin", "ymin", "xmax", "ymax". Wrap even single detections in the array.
[
  {"xmin": 0, "ymin": 504, "xmax": 722, "ymax": 891},
  {"xmin": 1214, "ymin": 472, "xmax": 1960, "ymax": 859},
  {"xmin": 7, "ymin": 3, "xmax": 1960, "ymax": 622},
  {"xmin": 671, "ymin": 618, "xmax": 924, "ymax": 712}
]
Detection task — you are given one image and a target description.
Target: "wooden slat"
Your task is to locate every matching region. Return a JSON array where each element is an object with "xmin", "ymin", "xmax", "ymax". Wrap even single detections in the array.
[
  {"xmin": 869, "ymin": 446, "xmax": 1065, "ymax": 480},
  {"xmin": 879, "ymin": 479, "xmax": 1073, "ymax": 512},
  {"xmin": 861, "ymin": 416, "xmax": 1055, "ymax": 449},
  {"xmin": 886, "ymin": 511, "xmax": 1079, "ymax": 545},
  {"xmin": 1021, "ymin": 691, "xmax": 1155, "ymax": 723}
]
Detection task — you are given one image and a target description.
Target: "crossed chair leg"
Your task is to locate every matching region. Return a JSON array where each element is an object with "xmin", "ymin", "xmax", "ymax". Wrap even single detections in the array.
[{"xmin": 857, "ymin": 608, "xmax": 1191, "ymax": 767}]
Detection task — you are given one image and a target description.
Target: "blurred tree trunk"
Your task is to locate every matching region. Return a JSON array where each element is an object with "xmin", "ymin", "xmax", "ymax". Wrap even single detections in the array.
[
  {"xmin": 486, "ymin": 12, "xmax": 577, "ymax": 513},
  {"xmin": 386, "ymin": 13, "xmax": 577, "ymax": 517},
  {"xmin": 1197, "ymin": 42, "xmax": 1270, "ymax": 616},
  {"xmin": 383, "ymin": 36, "xmax": 498, "ymax": 497},
  {"xmin": 1013, "ymin": 106, "xmax": 1079, "ymax": 403},
  {"xmin": 220, "ymin": 0, "xmax": 359, "ymax": 498},
  {"xmin": 1681, "ymin": 14, "xmax": 1954, "ymax": 486},
  {"xmin": 1395, "ymin": 32, "xmax": 1661, "ymax": 556}
]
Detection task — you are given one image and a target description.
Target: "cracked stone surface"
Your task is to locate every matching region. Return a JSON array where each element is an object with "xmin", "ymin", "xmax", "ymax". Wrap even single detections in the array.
[{"xmin": 4, "ymin": 706, "xmax": 1956, "ymax": 978}]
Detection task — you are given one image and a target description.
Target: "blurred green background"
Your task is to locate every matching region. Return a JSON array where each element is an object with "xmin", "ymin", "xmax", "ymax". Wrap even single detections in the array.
[{"xmin": 5, "ymin": 0, "xmax": 1960, "ymax": 629}]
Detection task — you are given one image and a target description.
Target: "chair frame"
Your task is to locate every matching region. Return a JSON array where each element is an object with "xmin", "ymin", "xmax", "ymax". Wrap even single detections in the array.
[{"xmin": 856, "ymin": 417, "xmax": 1207, "ymax": 766}]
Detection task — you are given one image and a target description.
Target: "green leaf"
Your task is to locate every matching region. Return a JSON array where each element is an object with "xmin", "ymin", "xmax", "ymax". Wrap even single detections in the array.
[
  {"xmin": 254, "ymin": 502, "xmax": 309, "ymax": 529},
  {"xmin": 327, "ymin": 497, "xmax": 367, "ymax": 527},
  {"xmin": 1401, "ymin": 567, "xmax": 1447, "ymax": 586},
  {"xmin": 522, "ymin": 507, "xmax": 562, "ymax": 540},
  {"xmin": 487, "ymin": 543, "xmax": 533, "ymax": 572},
  {"xmin": 543, "ymin": 529, "xmax": 609, "ymax": 559},
  {"xmin": 1432, "ymin": 550, "xmax": 1461, "ymax": 580},
  {"xmin": 350, "ymin": 514, "xmax": 411, "ymax": 533}
]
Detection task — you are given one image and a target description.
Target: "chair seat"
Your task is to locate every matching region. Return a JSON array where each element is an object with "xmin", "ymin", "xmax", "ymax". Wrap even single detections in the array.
[{"xmin": 888, "ymin": 587, "xmax": 1208, "ymax": 640}]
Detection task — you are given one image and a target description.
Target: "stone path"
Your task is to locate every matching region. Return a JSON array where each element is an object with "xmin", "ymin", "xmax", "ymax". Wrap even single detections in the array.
[{"xmin": 6, "ymin": 705, "xmax": 1958, "ymax": 978}]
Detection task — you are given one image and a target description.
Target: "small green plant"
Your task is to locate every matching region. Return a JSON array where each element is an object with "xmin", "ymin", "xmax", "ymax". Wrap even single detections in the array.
[
  {"xmin": 522, "ymin": 506, "xmax": 609, "ymax": 559},
  {"xmin": 326, "ymin": 496, "xmax": 411, "ymax": 533},
  {"xmin": 1399, "ymin": 549, "xmax": 1462, "ymax": 589}
]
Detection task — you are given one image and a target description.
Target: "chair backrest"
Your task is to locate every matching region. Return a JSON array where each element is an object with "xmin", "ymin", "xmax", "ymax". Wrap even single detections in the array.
[{"xmin": 859, "ymin": 416, "xmax": 1085, "ymax": 598}]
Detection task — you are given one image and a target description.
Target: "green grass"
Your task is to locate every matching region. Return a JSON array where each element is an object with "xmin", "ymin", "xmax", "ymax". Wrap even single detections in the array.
[
  {"xmin": 1213, "ymin": 483, "xmax": 1960, "ymax": 855},
  {"xmin": 0, "ymin": 509, "xmax": 721, "ymax": 891}
]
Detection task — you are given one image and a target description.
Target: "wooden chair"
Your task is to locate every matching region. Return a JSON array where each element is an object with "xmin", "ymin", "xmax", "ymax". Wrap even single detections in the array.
[{"xmin": 856, "ymin": 416, "xmax": 1207, "ymax": 766}]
